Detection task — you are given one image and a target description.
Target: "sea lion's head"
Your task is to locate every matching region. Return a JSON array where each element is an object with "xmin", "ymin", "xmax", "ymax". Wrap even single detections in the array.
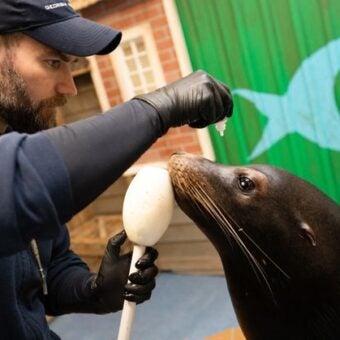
[{"xmin": 168, "ymin": 153, "xmax": 340, "ymax": 339}]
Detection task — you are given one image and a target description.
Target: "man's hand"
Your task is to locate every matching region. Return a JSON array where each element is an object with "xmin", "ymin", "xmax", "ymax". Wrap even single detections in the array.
[
  {"xmin": 134, "ymin": 70, "xmax": 233, "ymax": 133},
  {"xmin": 90, "ymin": 230, "xmax": 158, "ymax": 313}
]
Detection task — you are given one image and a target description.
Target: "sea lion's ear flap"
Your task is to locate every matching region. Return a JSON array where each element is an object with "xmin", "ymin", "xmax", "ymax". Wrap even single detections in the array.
[{"xmin": 300, "ymin": 222, "xmax": 317, "ymax": 247}]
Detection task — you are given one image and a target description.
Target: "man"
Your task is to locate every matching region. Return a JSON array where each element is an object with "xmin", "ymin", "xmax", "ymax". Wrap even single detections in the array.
[{"xmin": 0, "ymin": 0, "xmax": 233, "ymax": 339}]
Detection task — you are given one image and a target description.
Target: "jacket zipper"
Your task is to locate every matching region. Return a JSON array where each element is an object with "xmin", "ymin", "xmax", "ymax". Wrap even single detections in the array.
[{"xmin": 30, "ymin": 239, "xmax": 48, "ymax": 295}]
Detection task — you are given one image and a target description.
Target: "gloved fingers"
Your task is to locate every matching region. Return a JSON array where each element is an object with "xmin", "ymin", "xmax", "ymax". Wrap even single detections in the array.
[
  {"xmin": 110, "ymin": 230, "xmax": 127, "ymax": 247},
  {"xmin": 215, "ymin": 79, "xmax": 233, "ymax": 118},
  {"xmin": 188, "ymin": 91, "xmax": 210, "ymax": 128},
  {"xmin": 124, "ymin": 291, "xmax": 152, "ymax": 304},
  {"xmin": 135, "ymin": 247, "xmax": 158, "ymax": 269},
  {"xmin": 106, "ymin": 230, "xmax": 127, "ymax": 258},
  {"xmin": 125, "ymin": 278, "xmax": 156, "ymax": 294},
  {"xmin": 188, "ymin": 81, "xmax": 215, "ymax": 128},
  {"xmin": 207, "ymin": 77, "xmax": 233, "ymax": 123},
  {"xmin": 189, "ymin": 76, "xmax": 232, "ymax": 129},
  {"xmin": 128, "ymin": 265, "xmax": 158, "ymax": 285}
]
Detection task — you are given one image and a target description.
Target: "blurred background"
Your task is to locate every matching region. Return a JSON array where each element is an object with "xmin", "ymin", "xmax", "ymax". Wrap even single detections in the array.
[{"xmin": 51, "ymin": 0, "xmax": 340, "ymax": 338}]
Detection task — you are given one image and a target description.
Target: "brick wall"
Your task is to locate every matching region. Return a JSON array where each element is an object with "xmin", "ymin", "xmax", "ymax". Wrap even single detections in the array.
[{"xmin": 81, "ymin": 0, "xmax": 203, "ymax": 165}]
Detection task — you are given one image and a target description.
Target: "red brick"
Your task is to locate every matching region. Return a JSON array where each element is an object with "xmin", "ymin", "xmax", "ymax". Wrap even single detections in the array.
[
  {"xmin": 97, "ymin": 58, "xmax": 111, "ymax": 69},
  {"xmin": 138, "ymin": 149, "xmax": 162, "ymax": 163},
  {"xmin": 100, "ymin": 69, "xmax": 115, "ymax": 79},
  {"xmin": 109, "ymin": 97, "xmax": 122, "ymax": 107},
  {"xmin": 165, "ymin": 70, "xmax": 182, "ymax": 83},
  {"xmin": 106, "ymin": 89, "xmax": 121, "ymax": 98},
  {"xmin": 183, "ymin": 145, "xmax": 203, "ymax": 154},
  {"xmin": 159, "ymin": 49, "xmax": 175, "ymax": 63},
  {"xmin": 153, "ymin": 137, "xmax": 167, "ymax": 148},
  {"xmin": 156, "ymin": 38, "xmax": 173, "ymax": 50},
  {"xmin": 150, "ymin": 16, "xmax": 168, "ymax": 28},
  {"xmin": 153, "ymin": 27, "xmax": 170, "ymax": 41},
  {"xmin": 163, "ymin": 61, "xmax": 179, "ymax": 73},
  {"xmin": 103, "ymin": 80, "xmax": 115, "ymax": 89},
  {"xmin": 178, "ymin": 126, "xmax": 194, "ymax": 133},
  {"xmin": 165, "ymin": 128, "xmax": 180, "ymax": 136},
  {"xmin": 167, "ymin": 135, "xmax": 195, "ymax": 146},
  {"xmin": 114, "ymin": 17, "xmax": 135, "ymax": 28},
  {"xmin": 159, "ymin": 147, "xmax": 182, "ymax": 158}
]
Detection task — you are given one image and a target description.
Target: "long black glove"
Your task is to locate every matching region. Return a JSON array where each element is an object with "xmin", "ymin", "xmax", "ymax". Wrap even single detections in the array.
[
  {"xmin": 87, "ymin": 230, "xmax": 158, "ymax": 314},
  {"xmin": 43, "ymin": 70, "xmax": 234, "ymax": 217},
  {"xmin": 135, "ymin": 70, "xmax": 233, "ymax": 133}
]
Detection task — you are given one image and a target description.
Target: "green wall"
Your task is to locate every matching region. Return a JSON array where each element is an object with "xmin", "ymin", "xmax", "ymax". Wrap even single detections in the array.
[{"xmin": 175, "ymin": 0, "xmax": 340, "ymax": 203}]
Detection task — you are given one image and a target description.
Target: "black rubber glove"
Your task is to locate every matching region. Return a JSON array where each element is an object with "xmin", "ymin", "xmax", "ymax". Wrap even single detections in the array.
[
  {"xmin": 134, "ymin": 70, "xmax": 233, "ymax": 133},
  {"xmin": 89, "ymin": 230, "xmax": 158, "ymax": 314}
]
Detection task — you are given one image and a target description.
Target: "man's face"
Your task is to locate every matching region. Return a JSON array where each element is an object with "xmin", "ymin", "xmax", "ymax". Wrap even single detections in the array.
[{"xmin": 0, "ymin": 34, "xmax": 77, "ymax": 133}]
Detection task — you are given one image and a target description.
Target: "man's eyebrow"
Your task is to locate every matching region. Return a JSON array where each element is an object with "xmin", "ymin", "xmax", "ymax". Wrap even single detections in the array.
[
  {"xmin": 42, "ymin": 46, "xmax": 78, "ymax": 63},
  {"xmin": 59, "ymin": 52, "xmax": 78, "ymax": 63}
]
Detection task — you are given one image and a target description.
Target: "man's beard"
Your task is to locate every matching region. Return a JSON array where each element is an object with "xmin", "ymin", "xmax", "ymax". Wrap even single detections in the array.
[{"xmin": 0, "ymin": 58, "xmax": 66, "ymax": 133}]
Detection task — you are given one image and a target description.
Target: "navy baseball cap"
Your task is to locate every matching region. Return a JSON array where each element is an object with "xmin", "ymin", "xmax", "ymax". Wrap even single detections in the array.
[{"xmin": 0, "ymin": 0, "xmax": 122, "ymax": 56}]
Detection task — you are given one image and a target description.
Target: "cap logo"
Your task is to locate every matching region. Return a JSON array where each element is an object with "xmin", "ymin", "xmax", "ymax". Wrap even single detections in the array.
[{"xmin": 45, "ymin": 2, "xmax": 70, "ymax": 10}]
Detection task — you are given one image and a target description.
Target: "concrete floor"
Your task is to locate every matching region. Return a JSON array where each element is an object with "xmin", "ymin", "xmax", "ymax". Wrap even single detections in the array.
[{"xmin": 50, "ymin": 272, "xmax": 239, "ymax": 340}]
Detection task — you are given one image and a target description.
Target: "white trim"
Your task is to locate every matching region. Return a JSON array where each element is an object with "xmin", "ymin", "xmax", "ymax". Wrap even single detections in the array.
[
  {"xmin": 162, "ymin": 0, "xmax": 215, "ymax": 161},
  {"xmin": 110, "ymin": 47, "xmax": 132, "ymax": 100},
  {"xmin": 161, "ymin": 0, "xmax": 192, "ymax": 77},
  {"xmin": 196, "ymin": 129, "xmax": 216, "ymax": 161},
  {"xmin": 109, "ymin": 23, "xmax": 166, "ymax": 101},
  {"xmin": 88, "ymin": 56, "xmax": 111, "ymax": 111}
]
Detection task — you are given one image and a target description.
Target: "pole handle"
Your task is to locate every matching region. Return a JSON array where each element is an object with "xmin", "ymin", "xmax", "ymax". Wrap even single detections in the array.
[{"xmin": 117, "ymin": 244, "xmax": 146, "ymax": 340}]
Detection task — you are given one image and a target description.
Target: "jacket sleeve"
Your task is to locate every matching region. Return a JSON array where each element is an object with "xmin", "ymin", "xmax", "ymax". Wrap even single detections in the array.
[
  {"xmin": 42, "ymin": 224, "xmax": 94, "ymax": 316},
  {"xmin": 44, "ymin": 99, "xmax": 163, "ymax": 213},
  {"xmin": 0, "ymin": 99, "xmax": 162, "ymax": 257},
  {"xmin": 0, "ymin": 132, "xmax": 73, "ymax": 256}
]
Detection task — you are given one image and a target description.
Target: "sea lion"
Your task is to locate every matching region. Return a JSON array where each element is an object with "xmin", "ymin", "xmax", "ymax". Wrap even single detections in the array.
[{"xmin": 168, "ymin": 153, "xmax": 340, "ymax": 340}]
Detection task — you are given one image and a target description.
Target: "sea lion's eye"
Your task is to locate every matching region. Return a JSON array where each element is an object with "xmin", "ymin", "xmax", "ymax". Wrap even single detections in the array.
[{"xmin": 238, "ymin": 176, "xmax": 255, "ymax": 192}]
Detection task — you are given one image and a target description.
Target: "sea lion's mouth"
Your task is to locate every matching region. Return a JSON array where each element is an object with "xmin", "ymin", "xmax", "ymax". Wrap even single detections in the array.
[{"xmin": 168, "ymin": 153, "xmax": 213, "ymax": 220}]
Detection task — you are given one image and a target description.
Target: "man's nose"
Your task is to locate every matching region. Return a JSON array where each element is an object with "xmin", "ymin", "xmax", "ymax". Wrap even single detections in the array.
[{"xmin": 56, "ymin": 73, "xmax": 78, "ymax": 97}]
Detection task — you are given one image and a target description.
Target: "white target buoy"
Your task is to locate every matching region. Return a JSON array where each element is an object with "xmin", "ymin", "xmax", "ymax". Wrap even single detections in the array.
[{"xmin": 117, "ymin": 166, "xmax": 175, "ymax": 340}]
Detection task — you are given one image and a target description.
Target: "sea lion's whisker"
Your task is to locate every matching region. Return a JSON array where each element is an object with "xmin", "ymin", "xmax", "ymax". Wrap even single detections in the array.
[
  {"xmin": 221, "ymin": 209, "xmax": 291, "ymax": 280},
  {"xmin": 184, "ymin": 180, "xmax": 277, "ymax": 299},
  {"xmin": 208, "ymin": 204, "xmax": 290, "ymax": 282},
  {"xmin": 192, "ymin": 185, "xmax": 257, "ymax": 252},
  {"xmin": 204, "ymin": 197, "xmax": 274, "ymax": 290},
  {"xmin": 192, "ymin": 184, "xmax": 276, "ymax": 296},
  {"xmin": 237, "ymin": 228, "xmax": 290, "ymax": 279},
  {"xmin": 189, "ymin": 185, "xmax": 234, "ymax": 248},
  {"xmin": 196, "ymin": 185, "xmax": 290, "ymax": 301}
]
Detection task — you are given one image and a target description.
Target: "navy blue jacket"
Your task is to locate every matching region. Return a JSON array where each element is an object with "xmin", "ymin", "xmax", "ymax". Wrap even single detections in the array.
[{"xmin": 0, "ymin": 100, "xmax": 163, "ymax": 339}]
